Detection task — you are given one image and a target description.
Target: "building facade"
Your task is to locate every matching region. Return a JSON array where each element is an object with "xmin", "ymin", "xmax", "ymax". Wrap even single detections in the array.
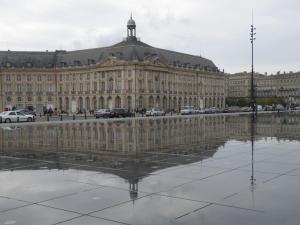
[
  {"xmin": 0, "ymin": 17, "xmax": 225, "ymax": 113},
  {"xmin": 226, "ymin": 71, "xmax": 300, "ymax": 104}
]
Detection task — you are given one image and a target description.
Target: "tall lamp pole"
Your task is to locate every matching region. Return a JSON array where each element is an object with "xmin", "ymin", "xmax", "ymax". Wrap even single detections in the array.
[{"xmin": 250, "ymin": 14, "xmax": 256, "ymax": 113}]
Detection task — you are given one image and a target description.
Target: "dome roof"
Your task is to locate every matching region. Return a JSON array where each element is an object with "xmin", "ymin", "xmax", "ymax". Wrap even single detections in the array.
[{"xmin": 127, "ymin": 15, "xmax": 136, "ymax": 28}]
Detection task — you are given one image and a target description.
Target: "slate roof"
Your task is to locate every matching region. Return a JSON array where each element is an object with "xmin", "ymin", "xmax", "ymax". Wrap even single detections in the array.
[
  {"xmin": 0, "ymin": 50, "xmax": 57, "ymax": 68},
  {"xmin": 0, "ymin": 38, "xmax": 218, "ymax": 71}
]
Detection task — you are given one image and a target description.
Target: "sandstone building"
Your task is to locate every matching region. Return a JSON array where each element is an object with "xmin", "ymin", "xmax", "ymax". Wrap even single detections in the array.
[
  {"xmin": 226, "ymin": 71, "xmax": 300, "ymax": 104},
  {"xmin": 0, "ymin": 17, "xmax": 225, "ymax": 113}
]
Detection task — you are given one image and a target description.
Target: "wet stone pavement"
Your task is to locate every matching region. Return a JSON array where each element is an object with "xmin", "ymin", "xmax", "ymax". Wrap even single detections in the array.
[{"xmin": 0, "ymin": 113, "xmax": 300, "ymax": 225}]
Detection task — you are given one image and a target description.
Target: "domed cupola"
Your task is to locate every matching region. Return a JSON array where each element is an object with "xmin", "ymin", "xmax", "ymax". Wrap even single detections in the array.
[
  {"xmin": 127, "ymin": 15, "xmax": 136, "ymax": 29},
  {"xmin": 127, "ymin": 14, "xmax": 137, "ymax": 41}
]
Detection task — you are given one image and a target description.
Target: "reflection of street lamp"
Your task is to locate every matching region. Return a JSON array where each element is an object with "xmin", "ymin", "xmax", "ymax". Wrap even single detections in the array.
[
  {"xmin": 250, "ymin": 13, "xmax": 256, "ymax": 112},
  {"xmin": 250, "ymin": 113, "xmax": 256, "ymax": 189},
  {"xmin": 250, "ymin": 113, "xmax": 256, "ymax": 209}
]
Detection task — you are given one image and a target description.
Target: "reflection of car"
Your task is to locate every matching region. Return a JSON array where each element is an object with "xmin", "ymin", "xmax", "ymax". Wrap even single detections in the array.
[
  {"xmin": 110, "ymin": 108, "xmax": 134, "ymax": 118},
  {"xmin": 0, "ymin": 111, "xmax": 35, "ymax": 123},
  {"xmin": 95, "ymin": 109, "xmax": 112, "ymax": 118},
  {"xmin": 180, "ymin": 106, "xmax": 196, "ymax": 115},
  {"xmin": 1, "ymin": 126, "xmax": 21, "ymax": 131},
  {"xmin": 145, "ymin": 108, "xmax": 165, "ymax": 116}
]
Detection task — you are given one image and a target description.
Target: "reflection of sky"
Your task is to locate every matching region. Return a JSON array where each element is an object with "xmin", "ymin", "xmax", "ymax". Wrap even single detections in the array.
[{"xmin": 1, "ymin": 114, "xmax": 300, "ymax": 224}]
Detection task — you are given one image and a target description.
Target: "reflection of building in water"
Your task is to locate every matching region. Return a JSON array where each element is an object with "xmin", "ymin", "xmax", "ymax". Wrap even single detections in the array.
[
  {"xmin": 1, "ymin": 114, "xmax": 300, "ymax": 200},
  {"xmin": 0, "ymin": 116, "xmax": 227, "ymax": 201},
  {"xmin": 1, "ymin": 114, "xmax": 300, "ymax": 158},
  {"xmin": 0, "ymin": 116, "xmax": 226, "ymax": 155},
  {"xmin": 225, "ymin": 114, "xmax": 300, "ymax": 142}
]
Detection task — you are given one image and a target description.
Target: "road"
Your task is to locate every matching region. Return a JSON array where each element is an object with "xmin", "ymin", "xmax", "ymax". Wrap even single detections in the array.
[{"xmin": 0, "ymin": 110, "xmax": 297, "ymax": 127}]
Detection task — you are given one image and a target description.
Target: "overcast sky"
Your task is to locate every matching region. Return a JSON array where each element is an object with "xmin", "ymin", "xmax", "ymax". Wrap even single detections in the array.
[{"xmin": 0, "ymin": 0, "xmax": 299, "ymax": 74}]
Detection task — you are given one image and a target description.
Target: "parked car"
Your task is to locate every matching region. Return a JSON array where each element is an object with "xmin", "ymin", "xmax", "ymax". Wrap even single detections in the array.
[
  {"xmin": 0, "ymin": 111, "xmax": 35, "ymax": 123},
  {"xmin": 275, "ymin": 104, "xmax": 285, "ymax": 111},
  {"xmin": 240, "ymin": 106, "xmax": 252, "ymax": 112},
  {"xmin": 257, "ymin": 105, "xmax": 263, "ymax": 111},
  {"xmin": 180, "ymin": 106, "xmax": 196, "ymax": 115},
  {"xmin": 16, "ymin": 109, "xmax": 36, "ymax": 117},
  {"xmin": 224, "ymin": 106, "xmax": 241, "ymax": 113},
  {"xmin": 263, "ymin": 105, "xmax": 274, "ymax": 111},
  {"xmin": 194, "ymin": 108, "xmax": 205, "ymax": 114},
  {"xmin": 110, "ymin": 108, "xmax": 134, "ymax": 118},
  {"xmin": 16, "ymin": 108, "xmax": 36, "ymax": 116},
  {"xmin": 145, "ymin": 108, "xmax": 165, "ymax": 116},
  {"xmin": 204, "ymin": 107, "xmax": 219, "ymax": 114},
  {"xmin": 95, "ymin": 109, "xmax": 112, "ymax": 118}
]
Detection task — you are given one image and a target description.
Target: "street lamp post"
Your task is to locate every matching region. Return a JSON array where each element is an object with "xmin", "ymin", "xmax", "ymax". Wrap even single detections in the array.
[{"xmin": 250, "ymin": 16, "xmax": 256, "ymax": 113}]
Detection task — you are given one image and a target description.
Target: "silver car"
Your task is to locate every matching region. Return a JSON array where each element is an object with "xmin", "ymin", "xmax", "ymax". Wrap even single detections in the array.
[
  {"xmin": 145, "ymin": 108, "xmax": 165, "ymax": 116},
  {"xmin": 0, "ymin": 111, "xmax": 35, "ymax": 123},
  {"xmin": 95, "ymin": 109, "xmax": 112, "ymax": 118}
]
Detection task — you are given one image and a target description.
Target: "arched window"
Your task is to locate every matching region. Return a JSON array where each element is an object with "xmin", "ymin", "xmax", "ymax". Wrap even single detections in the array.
[
  {"xmin": 99, "ymin": 97, "xmax": 104, "ymax": 109},
  {"xmin": 149, "ymin": 96, "xmax": 154, "ymax": 108},
  {"xmin": 115, "ymin": 96, "xmax": 121, "ymax": 108},
  {"xmin": 93, "ymin": 97, "xmax": 97, "ymax": 110},
  {"xmin": 138, "ymin": 96, "xmax": 143, "ymax": 109},
  {"xmin": 156, "ymin": 96, "xmax": 160, "ymax": 108},
  {"xmin": 86, "ymin": 97, "xmax": 90, "ymax": 111},
  {"xmin": 65, "ymin": 97, "xmax": 69, "ymax": 110},
  {"xmin": 127, "ymin": 96, "xmax": 132, "ymax": 111},
  {"xmin": 79, "ymin": 97, "xmax": 83, "ymax": 112},
  {"xmin": 59, "ymin": 97, "xmax": 63, "ymax": 110}
]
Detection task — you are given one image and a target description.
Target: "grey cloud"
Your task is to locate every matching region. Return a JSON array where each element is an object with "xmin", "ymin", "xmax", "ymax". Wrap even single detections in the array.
[{"xmin": 0, "ymin": 0, "xmax": 299, "ymax": 74}]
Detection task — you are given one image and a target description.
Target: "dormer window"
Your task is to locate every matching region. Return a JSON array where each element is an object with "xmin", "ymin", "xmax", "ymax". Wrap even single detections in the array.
[
  {"xmin": 6, "ymin": 62, "xmax": 11, "ymax": 67},
  {"xmin": 173, "ymin": 61, "xmax": 181, "ymax": 67},
  {"xmin": 74, "ymin": 60, "xmax": 81, "ymax": 66},
  {"xmin": 117, "ymin": 52, "xmax": 123, "ymax": 59},
  {"xmin": 88, "ymin": 59, "xmax": 95, "ymax": 65},
  {"xmin": 183, "ymin": 63, "xmax": 190, "ymax": 68},
  {"xmin": 26, "ymin": 62, "xmax": 32, "ymax": 68},
  {"xmin": 61, "ymin": 62, "xmax": 67, "ymax": 67}
]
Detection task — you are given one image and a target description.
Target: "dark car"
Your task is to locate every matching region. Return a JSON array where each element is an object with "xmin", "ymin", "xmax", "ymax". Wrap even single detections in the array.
[{"xmin": 110, "ymin": 108, "xmax": 134, "ymax": 118}]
